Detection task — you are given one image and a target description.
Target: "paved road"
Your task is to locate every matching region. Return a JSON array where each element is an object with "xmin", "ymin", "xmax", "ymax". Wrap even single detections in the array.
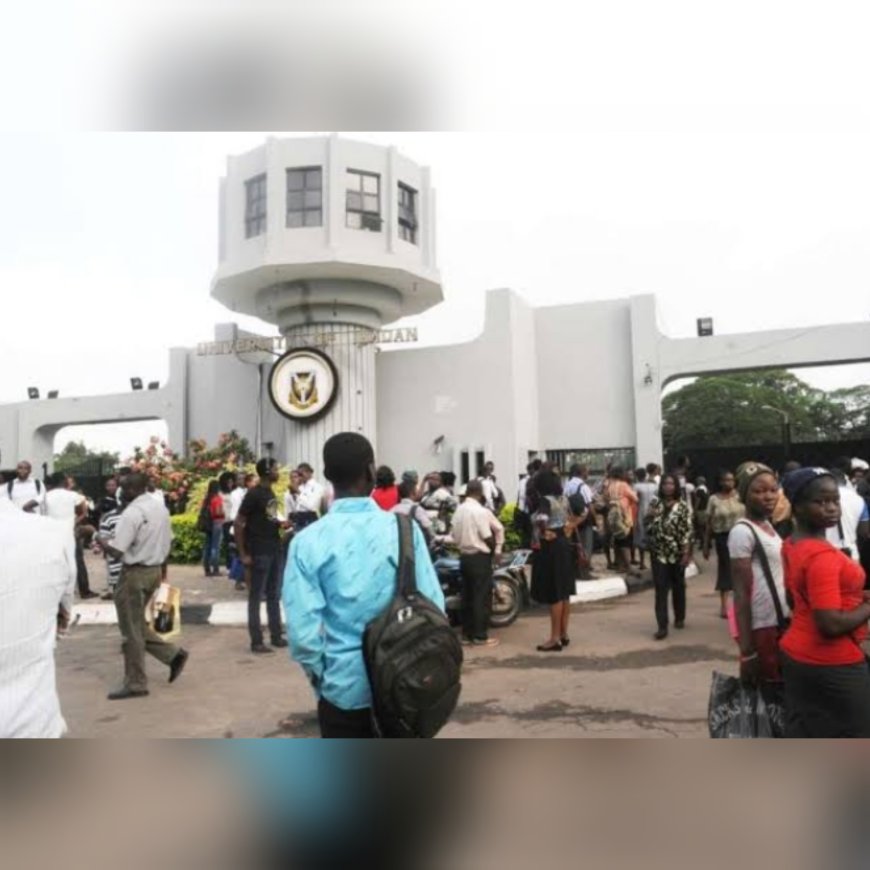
[{"xmin": 57, "ymin": 558, "xmax": 738, "ymax": 737}]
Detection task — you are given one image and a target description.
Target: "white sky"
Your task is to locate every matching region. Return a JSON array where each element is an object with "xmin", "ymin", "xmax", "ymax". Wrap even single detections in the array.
[{"xmin": 2, "ymin": 2, "xmax": 869, "ymax": 458}]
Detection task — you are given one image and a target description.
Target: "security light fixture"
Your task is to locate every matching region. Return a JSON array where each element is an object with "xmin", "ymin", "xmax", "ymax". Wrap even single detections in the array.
[
  {"xmin": 130, "ymin": 378, "xmax": 143, "ymax": 390},
  {"xmin": 27, "ymin": 387, "xmax": 39, "ymax": 400},
  {"xmin": 47, "ymin": 390, "xmax": 59, "ymax": 399},
  {"xmin": 697, "ymin": 317, "xmax": 714, "ymax": 337},
  {"xmin": 147, "ymin": 381, "xmax": 160, "ymax": 390}
]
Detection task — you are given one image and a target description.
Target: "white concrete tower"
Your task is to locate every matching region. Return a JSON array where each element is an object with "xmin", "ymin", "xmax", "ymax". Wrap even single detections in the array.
[{"xmin": 211, "ymin": 135, "xmax": 442, "ymax": 471}]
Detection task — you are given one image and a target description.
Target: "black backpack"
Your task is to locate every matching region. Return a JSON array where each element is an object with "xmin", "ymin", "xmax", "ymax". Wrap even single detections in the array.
[{"xmin": 363, "ymin": 515, "xmax": 463, "ymax": 738}]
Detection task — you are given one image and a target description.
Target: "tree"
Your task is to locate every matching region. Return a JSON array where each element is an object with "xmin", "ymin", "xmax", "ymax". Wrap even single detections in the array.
[
  {"xmin": 53, "ymin": 440, "xmax": 120, "ymax": 474},
  {"xmin": 662, "ymin": 370, "xmax": 852, "ymax": 451}
]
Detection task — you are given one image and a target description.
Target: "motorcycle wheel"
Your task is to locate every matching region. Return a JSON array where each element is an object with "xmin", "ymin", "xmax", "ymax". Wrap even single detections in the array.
[{"xmin": 489, "ymin": 576, "xmax": 520, "ymax": 628}]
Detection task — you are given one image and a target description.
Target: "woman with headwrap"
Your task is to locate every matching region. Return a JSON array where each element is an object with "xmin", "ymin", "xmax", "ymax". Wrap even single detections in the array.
[
  {"xmin": 728, "ymin": 463, "xmax": 788, "ymax": 685},
  {"xmin": 779, "ymin": 468, "xmax": 870, "ymax": 738}
]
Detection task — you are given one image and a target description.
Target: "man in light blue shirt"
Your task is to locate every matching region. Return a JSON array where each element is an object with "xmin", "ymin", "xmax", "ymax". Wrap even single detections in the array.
[{"xmin": 284, "ymin": 432, "xmax": 445, "ymax": 738}]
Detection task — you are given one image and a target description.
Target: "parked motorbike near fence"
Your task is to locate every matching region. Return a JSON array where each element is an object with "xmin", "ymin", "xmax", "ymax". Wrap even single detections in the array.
[{"xmin": 433, "ymin": 548, "xmax": 532, "ymax": 628}]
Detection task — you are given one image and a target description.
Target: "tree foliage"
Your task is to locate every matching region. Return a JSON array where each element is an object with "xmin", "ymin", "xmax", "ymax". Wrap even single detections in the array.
[
  {"xmin": 662, "ymin": 370, "xmax": 870, "ymax": 451},
  {"xmin": 53, "ymin": 440, "xmax": 119, "ymax": 473}
]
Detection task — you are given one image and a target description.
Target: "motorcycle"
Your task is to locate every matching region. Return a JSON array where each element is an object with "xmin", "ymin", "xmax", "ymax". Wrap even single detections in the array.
[{"xmin": 433, "ymin": 547, "xmax": 532, "ymax": 628}]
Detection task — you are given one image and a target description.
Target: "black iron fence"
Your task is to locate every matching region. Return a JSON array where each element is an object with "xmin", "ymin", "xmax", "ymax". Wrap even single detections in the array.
[{"xmin": 665, "ymin": 439, "xmax": 870, "ymax": 482}]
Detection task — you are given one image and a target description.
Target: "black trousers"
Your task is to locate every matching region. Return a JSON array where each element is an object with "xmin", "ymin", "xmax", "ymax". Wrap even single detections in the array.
[
  {"xmin": 653, "ymin": 560, "xmax": 686, "ymax": 630},
  {"xmin": 74, "ymin": 537, "xmax": 92, "ymax": 596},
  {"xmin": 782, "ymin": 653, "xmax": 870, "ymax": 738},
  {"xmin": 460, "ymin": 552, "xmax": 493, "ymax": 641},
  {"xmin": 318, "ymin": 697, "xmax": 375, "ymax": 738},
  {"xmin": 514, "ymin": 510, "xmax": 533, "ymax": 549},
  {"xmin": 248, "ymin": 549, "xmax": 283, "ymax": 646}
]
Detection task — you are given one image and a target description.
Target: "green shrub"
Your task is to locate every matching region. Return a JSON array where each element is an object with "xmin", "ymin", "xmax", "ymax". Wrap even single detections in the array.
[
  {"xmin": 498, "ymin": 502, "xmax": 523, "ymax": 551},
  {"xmin": 170, "ymin": 515, "xmax": 204, "ymax": 564}
]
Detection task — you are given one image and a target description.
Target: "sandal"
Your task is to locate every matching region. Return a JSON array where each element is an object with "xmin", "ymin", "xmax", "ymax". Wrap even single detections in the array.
[
  {"xmin": 536, "ymin": 641, "xmax": 563, "ymax": 652},
  {"xmin": 560, "ymin": 636, "xmax": 570, "ymax": 647}
]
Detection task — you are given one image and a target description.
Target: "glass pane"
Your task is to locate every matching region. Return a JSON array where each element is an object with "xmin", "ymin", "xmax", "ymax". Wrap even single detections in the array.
[
  {"xmin": 346, "ymin": 191, "xmax": 362, "ymax": 211},
  {"xmin": 346, "ymin": 211, "xmax": 362, "ymax": 229},
  {"xmin": 305, "ymin": 168, "xmax": 322, "ymax": 189},
  {"xmin": 287, "ymin": 170, "xmax": 304, "ymax": 191},
  {"xmin": 363, "ymin": 194, "xmax": 379, "ymax": 213},
  {"xmin": 304, "ymin": 209, "xmax": 322, "ymax": 227},
  {"xmin": 347, "ymin": 169, "xmax": 362, "ymax": 190},
  {"xmin": 304, "ymin": 190, "xmax": 321, "ymax": 208},
  {"xmin": 287, "ymin": 191, "xmax": 304, "ymax": 211},
  {"xmin": 286, "ymin": 211, "xmax": 303, "ymax": 228},
  {"xmin": 363, "ymin": 174, "xmax": 379, "ymax": 194}
]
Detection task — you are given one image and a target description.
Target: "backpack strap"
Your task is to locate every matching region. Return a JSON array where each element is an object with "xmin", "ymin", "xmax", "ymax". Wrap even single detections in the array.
[
  {"xmin": 736, "ymin": 520, "xmax": 788, "ymax": 631},
  {"xmin": 396, "ymin": 514, "xmax": 417, "ymax": 597}
]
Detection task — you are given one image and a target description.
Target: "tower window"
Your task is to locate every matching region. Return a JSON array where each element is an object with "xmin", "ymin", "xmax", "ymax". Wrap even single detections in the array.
[
  {"xmin": 346, "ymin": 169, "xmax": 381, "ymax": 231},
  {"xmin": 398, "ymin": 183, "xmax": 418, "ymax": 244},
  {"xmin": 244, "ymin": 174, "xmax": 267, "ymax": 238},
  {"xmin": 286, "ymin": 167, "xmax": 323, "ymax": 228}
]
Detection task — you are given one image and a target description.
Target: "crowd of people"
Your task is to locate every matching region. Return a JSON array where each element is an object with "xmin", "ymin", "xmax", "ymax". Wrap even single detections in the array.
[{"xmin": 2, "ymin": 437, "xmax": 870, "ymax": 739}]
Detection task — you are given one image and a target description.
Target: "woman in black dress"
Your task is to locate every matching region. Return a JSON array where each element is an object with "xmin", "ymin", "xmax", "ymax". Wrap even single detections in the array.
[{"xmin": 531, "ymin": 468, "xmax": 580, "ymax": 652}]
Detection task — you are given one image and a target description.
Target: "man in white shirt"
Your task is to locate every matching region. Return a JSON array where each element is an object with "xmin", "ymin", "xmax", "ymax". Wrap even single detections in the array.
[
  {"xmin": 0, "ymin": 498, "xmax": 76, "ymax": 737},
  {"xmin": 96, "ymin": 472, "xmax": 188, "ymax": 700},
  {"xmin": 477, "ymin": 461, "xmax": 501, "ymax": 513},
  {"xmin": 826, "ymin": 457, "xmax": 870, "ymax": 563},
  {"xmin": 44, "ymin": 473, "xmax": 99, "ymax": 600},
  {"xmin": 295, "ymin": 462, "xmax": 325, "ymax": 530},
  {"xmin": 450, "ymin": 480, "xmax": 505, "ymax": 648},
  {"xmin": 3, "ymin": 461, "xmax": 46, "ymax": 513},
  {"xmin": 44, "ymin": 471, "xmax": 87, "ymax": 525}
]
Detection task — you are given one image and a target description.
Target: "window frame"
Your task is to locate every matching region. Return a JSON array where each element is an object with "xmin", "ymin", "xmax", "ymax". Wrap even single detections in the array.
[
  {"xmin": 244, "ymin": 173, "xmax": 267, "ymax": 239},
  {"xmin": 346, "ymin": 168, "xmax": 382, "ymax": 232},
  {"xmin": 286, "ymin": 166, "xmax": 323, "ymax": 229},
  {"xmin": 397, "ymin": 182, "xmax": 418, "ymax": 244}
]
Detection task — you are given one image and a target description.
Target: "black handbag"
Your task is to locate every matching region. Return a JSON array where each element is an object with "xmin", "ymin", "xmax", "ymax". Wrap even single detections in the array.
[{"xmin": 154, "ymin": 607, "xmax": 174, "ymax": 634}]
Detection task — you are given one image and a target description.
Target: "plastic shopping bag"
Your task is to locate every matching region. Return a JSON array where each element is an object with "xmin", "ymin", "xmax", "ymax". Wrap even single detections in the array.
[{"xmin": 707, "ymin": 671, "xmax": 774, "ymax": 739}]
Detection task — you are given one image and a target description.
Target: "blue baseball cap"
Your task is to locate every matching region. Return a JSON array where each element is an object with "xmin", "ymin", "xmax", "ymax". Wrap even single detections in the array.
[{"xmin": 781, "ymin": 467, "xmax": 835, "ymax": 505}]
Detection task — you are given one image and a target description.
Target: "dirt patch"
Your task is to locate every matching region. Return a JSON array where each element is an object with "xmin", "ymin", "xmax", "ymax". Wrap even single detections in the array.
[
  {"xmin": 465, "ymin": 644, "xmax": 732, "ymax": 672},
  {"xmin": 450, "ymin": 698, "xmax": 706, "ymax": 734}
]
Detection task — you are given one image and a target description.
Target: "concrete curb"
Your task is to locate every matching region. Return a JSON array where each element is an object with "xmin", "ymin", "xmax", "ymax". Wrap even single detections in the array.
[{"xmin": 71, "ymin": 573, "xmax": 655, "ymax": 627}]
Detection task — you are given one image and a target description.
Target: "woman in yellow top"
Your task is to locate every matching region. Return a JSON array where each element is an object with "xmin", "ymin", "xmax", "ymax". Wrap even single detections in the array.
[{"xmin": 702, "ymin": 470, "xmax": 745, "ymax": 619}]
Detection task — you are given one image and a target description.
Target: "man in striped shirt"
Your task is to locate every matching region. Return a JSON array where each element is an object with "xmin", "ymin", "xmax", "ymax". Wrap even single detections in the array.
[
  {"xmin": 0, "ymin": 498, "xmax": 76, "ymax": 737},
  {"xmin": 97, "ymin": 505, "xmax": 124, "ymax": 600}
]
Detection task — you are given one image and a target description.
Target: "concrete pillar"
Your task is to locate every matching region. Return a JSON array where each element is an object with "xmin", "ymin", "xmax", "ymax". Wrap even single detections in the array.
[
  {"xmin": 629, "ymin": 295, "xmax": 665, "ymax": 469},
  {"xmin": 279, "ymin": 325, "xmax": 377, "ymax": 479}
]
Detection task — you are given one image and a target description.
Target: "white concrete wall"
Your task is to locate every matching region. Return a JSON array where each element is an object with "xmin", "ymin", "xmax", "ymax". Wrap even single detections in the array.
[
  {"xmin": 376, "ymin": 290, "xmax": 534, "ymax": 492},
  {"xmin": 534, "ymin": 297, "xmax": 637, "ymax": 453},
  {"xmin": 0, "ymin": 349, "xmax": 188, "ymax": 475}
]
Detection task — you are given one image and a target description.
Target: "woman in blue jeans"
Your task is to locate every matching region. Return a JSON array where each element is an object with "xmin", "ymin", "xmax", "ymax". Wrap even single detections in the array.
[{"xmin": 202, "ymin": 479, "xmax": 225, "ymax": 577}]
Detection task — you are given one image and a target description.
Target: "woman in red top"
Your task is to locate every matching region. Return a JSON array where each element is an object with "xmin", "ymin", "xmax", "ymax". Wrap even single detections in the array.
[
  {"xmin": 202, "ymin": 478, "xmax": 225, "ymax": 577},
  {"xmin": 779, "ymin": 468, "xmax": 870, "ymax": 738},
  {"xmin": 371, "ymin": 466, "xmax": 400, "ymax": 511}
]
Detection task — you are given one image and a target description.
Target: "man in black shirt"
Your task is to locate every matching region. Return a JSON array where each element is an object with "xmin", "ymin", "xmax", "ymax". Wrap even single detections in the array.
[{"xmin": 235, "ymin": 458, "xmax": 288, "ymax": 654}]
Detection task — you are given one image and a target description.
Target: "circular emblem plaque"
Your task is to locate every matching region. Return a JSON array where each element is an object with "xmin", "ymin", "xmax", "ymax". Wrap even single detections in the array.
[{"xmin": 268, "ymin": 347, "xmax": 339, "ymax": 422}]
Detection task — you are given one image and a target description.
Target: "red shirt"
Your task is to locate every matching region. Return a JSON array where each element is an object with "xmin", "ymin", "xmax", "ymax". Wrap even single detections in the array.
[
  {"xmin": 371, "ymin": 486, "xmax": 399, "ymax": 512},
  {"xmin": 780, "ymin": 538, "xmax": 868, "ymax": 666},
  {"xmin": 209, "ymin": 494, "xmax": 225, "ymax": 521}
]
